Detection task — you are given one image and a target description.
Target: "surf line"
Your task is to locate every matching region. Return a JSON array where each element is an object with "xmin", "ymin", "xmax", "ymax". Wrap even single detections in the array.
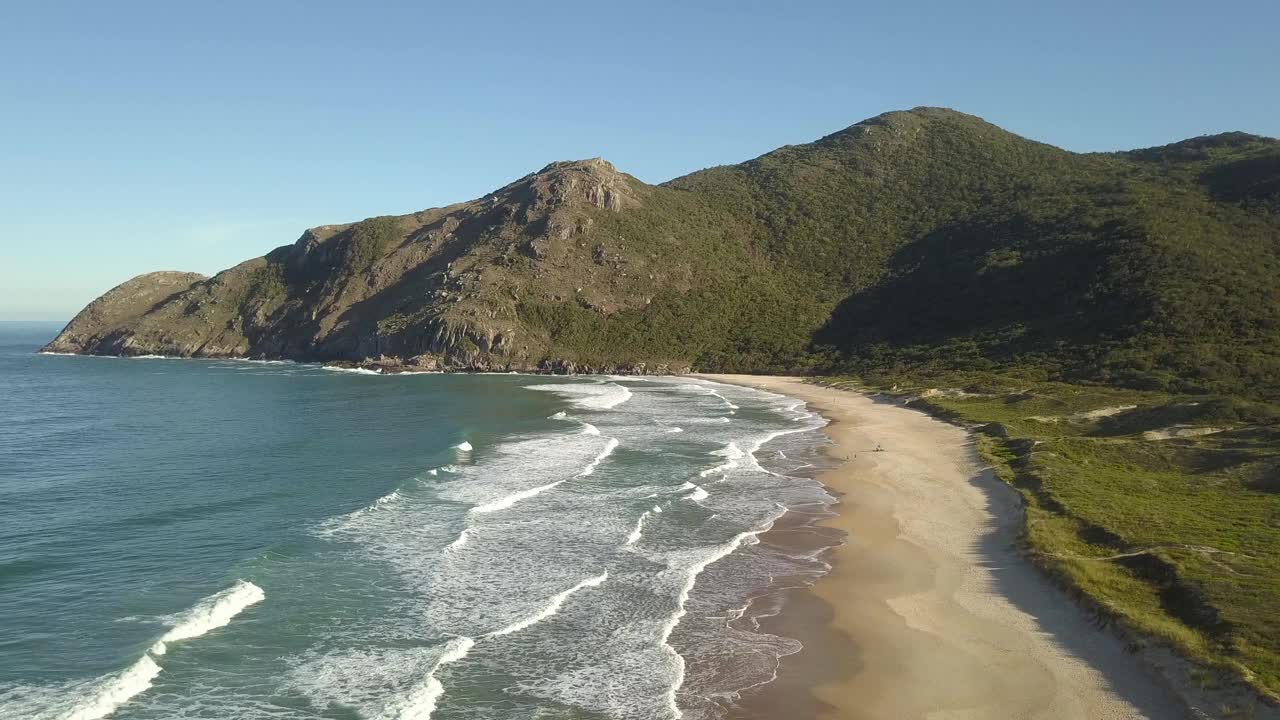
[
  {"xmin": 658, "ymin": 509, "xmax": 787, "ymax": 719},
  {"xmin": 469, "ymin": 437, "xmax": 619, "ymax": 515},
  {"xmin": 385, "ymin": 572, "xmax": 609, "ymax": 720},
  {"xmin": 61, "ymin": 580, "xmax": 265, "ymax": 720}
]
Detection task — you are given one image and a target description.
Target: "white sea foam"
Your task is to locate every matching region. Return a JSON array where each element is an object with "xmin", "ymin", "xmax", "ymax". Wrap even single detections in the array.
[
  {"xmin": 487, "ymin": 572, "xmax": 608, "ymax": 638},
  {"xmin": 470, "ymin": 435, "xmax": 616, "ymax": 513},
  {"xmin": 446, "ymin": 529, "xmax": 469, "ymax": 551},
  {"xmin": 151, "ymin": 580, "xmax": 265, "ymax": 655},
  {"xmin": 581, "ymin": 423, "xmax": 601, "ymax": 436},
  {"xmin": 322, "ymin": 365, "xmax": 383, "ymax": 375},
  {"xmin": 470, "ymin": 479, "xmax": 563, "ymax": 514},
  {"xmin": 667, "ymin": 427, "xmax": 683, "ymax": 433},
  {"xmin": 625, "ymin": 512, "xmax": 649, "ymax": 545},
  {"xmin": 526, "ymin": 382, "xmax": 633, "ymax": 410},
  {"xmin": 657, "ymin": 510, "xmax": 786, "ymax": 718},
  {"xmin": 60, "ymin": 654, "xmax": 163, "ymax": 720},
  {"xmin": 37, "ymin": 351, "xmax": 78, "ymax": 356},
  {"xmin": 454, "ymin": 441, "xmax": 473, "ymax": 452},
  {"xmin": 47, "ymin": 581, "xmax": 263, "ymax": 720},
  {"xmin": 427, "ymin": 469, "xmax": 438, "ymax": 476},
  {"xmin": 550, "ymin": 411, "xmax": 568, "ymax": 419},
  {"xmin": 706, "ymin": 390, "xmax": 739, "ymax": 410},
  {"xmin": 314, "ymin": 489, "xmax": 404, "ymax": 537},
  {"xmin": 192, "ymin": 375, "xmax": 833, "ymax": 720},
  {"xmin": 576, "ymin": 437, "xmax": 619, "ymax": 477},
  {"xmin": 699, "ymin": 442, "xmax": 745, "ymax": 478},
  {"xmin": 374, "ymin": 637, "xmax": 475, "ymax": 720}
]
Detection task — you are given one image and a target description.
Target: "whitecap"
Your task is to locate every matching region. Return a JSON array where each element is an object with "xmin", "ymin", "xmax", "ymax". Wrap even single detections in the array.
[
  {"xmin": 454, "ymin": 441, "xmax": 473, "ymax": 452},
  {"xmin": 41, "ymin": 580, "xmax": 263, "ymax": 720},
  {"xmin": 60, "ymin": 655, "xmax": 163, "ymax": 720},
  {"xmin": 576, "ymin": 438, "xmax": 619, "ymax": 477},
  {"xmin": 471, "ymin": 479, "xmax": 563, "ymax": 514},
  {"xmin": 486, "ymin": 572, "xmax": 608, "ymax": 638},
  {"xmin": 373, "ymin": 637, "xmax": 475, "ymax": 720},
  {"xmin": 321, "ymin": 365, "xmax": 383, "ymax": 375},
  {"xmin": 526, "ymin": 382, "xmax": 633, "ymax": 410},
  {"xmin": 150, "ymin": 580, "xmax": 265, "ymax": 655},
  {"xmin": 625, "ymin": 512, "xmax": 649, "ymax": 546},
  {"xmin": 446, "ymin": 529, "xmax": 469, "ymax": 551},
  {"xmin": 656, "ymin": 511, "xmax": 786, "ymax": 717},
  {"xmin": 699, "ymin": 442, "xmax": 745, "ymax": 479}
]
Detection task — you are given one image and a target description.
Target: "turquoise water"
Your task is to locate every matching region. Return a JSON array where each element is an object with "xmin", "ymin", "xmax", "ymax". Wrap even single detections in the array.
[{"xmin": 0, "ymin": 322, "xmax": 836, "ymax": 720}]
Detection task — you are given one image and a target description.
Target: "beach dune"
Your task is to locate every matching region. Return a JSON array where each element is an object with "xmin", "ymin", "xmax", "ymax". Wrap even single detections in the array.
[{"xmin": 701, "ymin": 375, "xmax": 1188, "ymax": 720}]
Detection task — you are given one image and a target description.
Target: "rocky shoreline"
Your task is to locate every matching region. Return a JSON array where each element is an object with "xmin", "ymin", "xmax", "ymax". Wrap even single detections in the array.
[{"xmin": 42, "ymin": 348, "xmax": 691, "ymax": 377}]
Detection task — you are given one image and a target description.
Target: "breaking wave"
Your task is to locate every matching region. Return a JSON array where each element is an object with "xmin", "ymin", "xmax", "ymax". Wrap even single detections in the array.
[
  {"xmin": 487, "ymin": 572, "xmax": 608, "ymax": 638},
  {"xmin": 15, "ymin": 581, "xmax": 265, "ymax": 720},
  {"xmin": 526, "ymin": 382, "xmax": 633, "ymax": 410}
]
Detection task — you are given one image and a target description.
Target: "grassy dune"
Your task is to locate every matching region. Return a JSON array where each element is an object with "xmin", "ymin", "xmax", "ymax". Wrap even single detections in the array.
[{"xmin": 821, "ymin": 372, "xmax": 1280, "ymax": 704}]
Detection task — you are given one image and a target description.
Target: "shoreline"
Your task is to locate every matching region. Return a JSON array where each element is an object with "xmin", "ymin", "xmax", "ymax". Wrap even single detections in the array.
[{"xmin": 700, "ymin": 374, "xmax": 1189, "ymax": 720}]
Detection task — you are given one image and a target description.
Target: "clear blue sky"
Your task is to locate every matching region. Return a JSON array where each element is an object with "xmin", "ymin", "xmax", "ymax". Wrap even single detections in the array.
[{"xmin": 2, "ymin": 0, "xmax": 1276, "ymax": 320}]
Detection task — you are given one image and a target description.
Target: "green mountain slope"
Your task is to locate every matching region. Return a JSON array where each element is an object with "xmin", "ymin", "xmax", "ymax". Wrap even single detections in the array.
[{"xmin": 45, "ymin": 108, "xmax": 1280, "ymax": 395}]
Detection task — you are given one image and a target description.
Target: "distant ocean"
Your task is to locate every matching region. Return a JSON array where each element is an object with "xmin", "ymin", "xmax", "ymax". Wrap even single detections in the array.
[{"xmin": 0, "ymin": 321, "xmax": 837, "ymax": 720}]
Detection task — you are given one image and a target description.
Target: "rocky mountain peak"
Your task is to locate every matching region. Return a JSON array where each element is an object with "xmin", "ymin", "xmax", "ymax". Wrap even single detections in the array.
[
  {"xmin": 512, "ymin": 157, "xmax": 637, "ymax": 212},
  {"xmin": 536, "ymin": 157, "xmax": 618, "ymax": 175}
]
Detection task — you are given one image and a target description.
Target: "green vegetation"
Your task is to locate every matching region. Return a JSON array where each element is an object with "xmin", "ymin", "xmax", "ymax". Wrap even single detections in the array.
[
  {"xmin": 245, "ymin": 262, "xmax": 288, "ymax": 302},
  {"xmin": 666, "ymin": 110, "xmax": 1280, "ymax": 398},
  {"xmin": 821, "ymin": 371, "xmax": 1280, "ymax": 700},
  {"xmin": 53, "ymin": 107, "xmax": 1280, "ymax": 389},
  {"xmin": 489, "ymin": 108, "xmax": 1280, "ymax": 396},
  {"xmin": 344, "ymin": 216, "xmax": 401, "ymax": 273},
  {"xmin": 48, "ymin": 108, "xmax": 1280, "ymax": 694}
]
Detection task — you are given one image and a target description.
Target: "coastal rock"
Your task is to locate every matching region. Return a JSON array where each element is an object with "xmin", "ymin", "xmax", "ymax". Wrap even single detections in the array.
[{"xmin": 41, "ymin": 107, "xmax": 1280, "ymax": 396}]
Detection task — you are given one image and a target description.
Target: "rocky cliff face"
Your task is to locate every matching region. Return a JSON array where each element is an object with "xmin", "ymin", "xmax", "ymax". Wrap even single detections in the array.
[
  {"xmin": 44, "ymin": 108, "xmax": 1280, "ymax": 389},
  {"xmin": 45, "ymin": 157, "xmax": 683, "ymax": 372},
  {"xmin": 44, "ymin": 271, "xmax": 209, "ymax": 355}
]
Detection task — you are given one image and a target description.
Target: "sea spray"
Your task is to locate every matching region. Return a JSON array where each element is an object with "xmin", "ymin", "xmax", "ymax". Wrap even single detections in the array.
[
  {"xmin": 150, "ymin": 580, "xmax": 265, "ymax": 655},
  {"xmin": 61, "ymin": 655, "xmax": 163, "ymax": 720}
]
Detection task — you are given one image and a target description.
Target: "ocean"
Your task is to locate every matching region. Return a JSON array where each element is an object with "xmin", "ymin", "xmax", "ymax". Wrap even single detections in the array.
[{"xmin": 0, "ymin": 321, "xmax": 838, "ymax": 720}]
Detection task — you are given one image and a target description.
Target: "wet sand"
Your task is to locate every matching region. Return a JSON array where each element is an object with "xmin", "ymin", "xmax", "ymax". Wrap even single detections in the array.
[{"xmin": 701, "ymin": 375, "xmax": 1188, "ymax": 720}]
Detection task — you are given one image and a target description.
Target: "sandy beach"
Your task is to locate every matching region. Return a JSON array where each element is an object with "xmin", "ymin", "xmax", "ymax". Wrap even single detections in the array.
[{"xmin": 700, "ymin": 375, "xmax": 1188, "ymax": 720}]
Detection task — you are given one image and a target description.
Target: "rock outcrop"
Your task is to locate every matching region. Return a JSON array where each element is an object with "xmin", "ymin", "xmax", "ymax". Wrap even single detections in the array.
[{"xmin": 43, "ymin": 108, "xmax": 1280, "ymax": 392}]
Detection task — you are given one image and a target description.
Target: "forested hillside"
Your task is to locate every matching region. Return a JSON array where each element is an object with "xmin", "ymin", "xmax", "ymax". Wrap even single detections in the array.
[{"xmin": 46, "ymin": 108, "xmax": 1280, "ymax": 396}]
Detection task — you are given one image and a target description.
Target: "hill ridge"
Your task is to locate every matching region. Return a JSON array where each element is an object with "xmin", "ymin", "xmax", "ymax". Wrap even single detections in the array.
[{"xmin": 44, "ymin": 108, "xmax": 1280, "ymax": 395}]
